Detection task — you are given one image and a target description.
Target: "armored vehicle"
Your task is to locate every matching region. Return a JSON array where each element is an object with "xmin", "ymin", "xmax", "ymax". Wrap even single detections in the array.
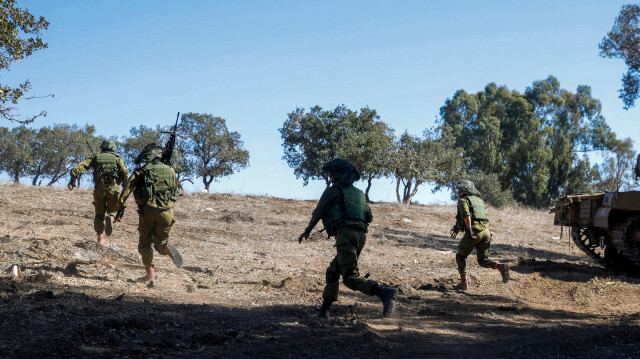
[{"xmin": 552, "ymin": 156, "xmax": 640, "ymax": 270}]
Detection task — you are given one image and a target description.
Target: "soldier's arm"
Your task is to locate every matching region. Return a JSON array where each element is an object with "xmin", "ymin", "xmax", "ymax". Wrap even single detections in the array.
[
  {"xmin": 365, "ymin": 203, "xmax": 373, "ymax": 224},
  {"xmin": 117, "ymin": 156, "xmax": 129, "ymax": 184},
  {"xmin": 68, "ymin": 158, "xmax": 93, "ymax": 188},
  {"xmin": 118, "ymin": 170, "xmax": 139, "ymax": 207}
]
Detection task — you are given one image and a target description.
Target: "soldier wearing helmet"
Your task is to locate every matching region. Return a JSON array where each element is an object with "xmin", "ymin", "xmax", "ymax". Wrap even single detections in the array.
[
  {"xmin": 451, "ymin": 179, "xmax": 509, "ymax": 290},
  {"xmin": 118, "ymin": 143, "xmax": 183, "ymax": 283},
  {"xmin": 68, "ymin": 139, "xmax": 128, "ymax": 245},
  {"xmin": 298, "ymin": 159, "xmax": 398, "ymax": 320}
]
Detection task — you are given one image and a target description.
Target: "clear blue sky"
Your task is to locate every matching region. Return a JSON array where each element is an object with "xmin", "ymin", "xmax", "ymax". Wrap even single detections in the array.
[{"xmin": 4, "ymin": 0, "xmax": 639, "ymax": 203}]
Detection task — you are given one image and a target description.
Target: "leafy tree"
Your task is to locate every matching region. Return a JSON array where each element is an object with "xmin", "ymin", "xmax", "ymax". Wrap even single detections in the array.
[
  {"xmin": 280, "ymin": 106, "xmax": 352, "ymax": 186},
  {"xmin": 598, "ymin": 138, "xmax": 637, "ymax": 191},
  {"xmin": 121, "ymin": 125, "xmax": 163, "ymax": 172},
  {"xmin": 0, "ymin": 126, "xmax": 34, "ymax": 183},
  {"xmin": 28, "ymin": 124, "xmax": 79, "ymax": 186},
  {"xmin": 438, "ymin": 77, "xmax": 620, "ymax": 207},
  {"xmin": 600, "ymin": 4, "xmax": 640, "ymax": 109},
  {"xmin": 66, "ymin": 125, "xmax": 100, "ymax": 188},
  {"xmin": 390, "ymin": 130, "xmax": 462, "ymax": 205},
  {"xmin": 179, "ymin": 113, "xmax": 249, "ymax": 192},
  {"xmin": 0, "ymin": 0, "xmax": 49, "ymax": 123},
  {"xmin": 279, "ymin": 105, "xmax": 395, "ymax": 199}
]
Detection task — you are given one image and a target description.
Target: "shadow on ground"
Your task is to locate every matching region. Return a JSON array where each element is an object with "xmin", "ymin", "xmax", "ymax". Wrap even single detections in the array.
[{"xmin": 1, "ymin": 279, "xmax": 639, "ymax": 359}]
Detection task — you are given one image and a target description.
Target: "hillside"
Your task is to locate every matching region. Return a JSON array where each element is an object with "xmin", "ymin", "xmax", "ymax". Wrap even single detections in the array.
[{"xmin": 0, "ymin": 184, "xmax": 639, "ymax": 358}]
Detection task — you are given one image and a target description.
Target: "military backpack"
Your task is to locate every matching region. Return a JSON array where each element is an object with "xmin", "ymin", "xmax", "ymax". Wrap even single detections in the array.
[{"xmin": 133, "ymin": 162, "xmax": 179, "ymax": 208}]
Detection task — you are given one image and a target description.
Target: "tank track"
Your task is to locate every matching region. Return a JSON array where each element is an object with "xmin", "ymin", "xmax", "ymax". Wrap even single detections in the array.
[
  {"xmin": 611, "ymin": 215, "xmax": 640, "ymax": 268},
  {"xmin": 570, "ymin": 227, "xmax": 609, "ymax": 267}
]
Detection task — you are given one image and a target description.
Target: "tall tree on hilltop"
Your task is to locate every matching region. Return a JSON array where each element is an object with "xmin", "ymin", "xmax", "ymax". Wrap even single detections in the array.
[
  {"xmin": 179, "ymin": 113, "xmax": 249, "ymax": 192},
  {"xmin": 0, "ymin": 0, "xmax": 49, "ymax": 123},
  {"xmin": 0, "ymin": 126, "xmax": 34, "ymax": 183},
  {"xmin": 279, "ymin": 105, "xmax": 394, "ymax": 200}
]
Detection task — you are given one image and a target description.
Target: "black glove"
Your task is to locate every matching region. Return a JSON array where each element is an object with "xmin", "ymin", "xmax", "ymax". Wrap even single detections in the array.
[
  {"xmin": 298, "ymin": 228, "xmax": 311, "ymax": 244},
  {"xmin": 465, "ymin": 227, "xmax": 474, "ymax": 237},
  {"xmin": 115, "ymin": 207, "xmax": 126, "ymax": 222}
]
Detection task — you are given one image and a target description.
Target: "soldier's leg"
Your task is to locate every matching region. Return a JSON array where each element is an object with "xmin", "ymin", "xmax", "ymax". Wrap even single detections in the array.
[
  {"xmin": 475, "ymin": 230, "xmax": 509, "ymax": 282},
  {"xmin": 137, "ymin": 208, "xmax": 155, "ymax": 273},
  {"xmin": 150, "ymin": 208, "xmax": 182, "ymax": 268},
  {"xmin": 93, "ymin": 188, "xmax": 107, "ymax": 234},
  {"xmin": 475, "ymin": 229, "xmax": 497, "ymax": 268},
  {"xmin": 456, "ymin": 233, "xmax": 478, "ymax": 275},
  {"xmin": 321, "ymin": 256, "xmax": 341, "ymax": 302},
  {"xmin": 105, "ymin": 186, "xmax": 121, "ymax": 217},
  {"xmin": 336, "ymin": 229, "xmax": 378, "ymax": 296}
]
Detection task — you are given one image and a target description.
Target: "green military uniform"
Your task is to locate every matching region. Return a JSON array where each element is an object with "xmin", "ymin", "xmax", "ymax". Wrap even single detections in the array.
[
  {"xmin": 301, "ymin": 159, "xmax": 397, "ymax": 319},
  {"xmin": 119, "ymin": 157, "xmax": 179, "ymax": 267},
  {"xmin": 69, "ymin": 142, "xmax": 128, "ymax": 234},
  {"xmin": 455, "ymin": 195, "xmax": 497, "ymax": 275},
  {"xmin": 313, "ymin": 184, "xmax": 377, "ymax": 302}
]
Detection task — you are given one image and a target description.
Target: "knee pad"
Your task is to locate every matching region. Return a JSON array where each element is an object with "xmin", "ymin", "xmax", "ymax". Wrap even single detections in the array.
[
  {"xmin": 95, "ymin": 214, "xmax": 105, "ymax": 221},
  {"xmin": 325, "ymin": 268, "xmax": 339, "ymax": 284},
  {"xmin": 456, "ymin": 253, "xmax": 467, "ymax": 262}
]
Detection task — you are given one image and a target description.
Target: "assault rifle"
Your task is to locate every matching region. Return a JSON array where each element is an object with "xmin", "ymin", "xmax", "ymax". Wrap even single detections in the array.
[
  {"xmin": 86, "ymin": 140, "xmax": 96, "ymax": 157},
  {"xmin": 161, "ymin": 112, "xmax": 181, "ymax": 166}
]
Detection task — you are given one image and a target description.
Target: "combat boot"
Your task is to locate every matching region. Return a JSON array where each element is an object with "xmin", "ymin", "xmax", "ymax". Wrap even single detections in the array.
[
  {"xmin": 453, "ymin": 274, "xmax": 468, "ymax": 290},
  {"xmin": 315, "ymin": 299, "xmax": 332, "ymax": 321},
  {"xmin": 376, "ymin": 286, "xmax": 398, "ymax": 318},
  {"xmin": 495, "ymin": 263, "xmax": 510, "ymax": 283},
  {"xmin": 105, "ymin": 215, "xmax": 113, "ymax": 237},
  {"xmin": 164, "ymin": 243, "xmax": 183, "ymax": 268}
]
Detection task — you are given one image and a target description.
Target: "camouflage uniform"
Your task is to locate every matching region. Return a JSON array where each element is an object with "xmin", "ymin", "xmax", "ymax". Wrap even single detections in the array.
[
  {"xmin": 455, "ymin": 195, "xmax": 497, "ymax": 274},
  {"xmin": 453, "ymin": 180, "xmax": 509, "ymax": 289},
  {"xmin": 69, "ymin": 141, "xmax": 128, "ymax": 234},
  {"xmin": 313, "ymin": 184, "xmax": 378, "ymax": 302},
  {"xmin": 119, "ymin": 147, "xmax": 180, "ymax": 268},
  {"xmin": 300, "ymin": 159, "xmax": 397, "ymax": 319}
]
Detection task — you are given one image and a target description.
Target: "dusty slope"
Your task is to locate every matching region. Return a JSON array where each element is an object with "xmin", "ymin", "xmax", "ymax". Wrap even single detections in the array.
[{"xmin": 0, "ymin": 184, "xmax": 639, "ymax": 358}]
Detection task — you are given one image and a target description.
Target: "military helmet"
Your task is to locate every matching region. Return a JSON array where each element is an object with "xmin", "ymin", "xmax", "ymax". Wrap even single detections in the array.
[
  {"xmin": 456, "ymin": 179, "xmax": 478, "ymax": 195},
  {"xmin": 322, "ymin": 159, "xmax": 360, "ymax": 185},
  {"xmin": 100, "ymin": 139, "xmax": 117, "ymax": 152},
  {"xmin": 134, "ymin": 143, "xmax": 163, "ymax": 165}
]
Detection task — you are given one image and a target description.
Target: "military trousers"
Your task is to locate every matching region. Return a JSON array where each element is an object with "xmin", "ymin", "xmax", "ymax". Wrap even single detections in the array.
[
  {"xmin": 137, "ymin": 205, "xmax": 175, "ymax": 266},
  {"xmin": 456, "ymin": 228, "xmax": 497, "ymax": 275},
  {"xmin": 92, "ymin": 185, "xmax": 121, "ymax": 233},
  {"xmin": 322, "ymin": 227, "xmax": 378, "ymax": 302}
]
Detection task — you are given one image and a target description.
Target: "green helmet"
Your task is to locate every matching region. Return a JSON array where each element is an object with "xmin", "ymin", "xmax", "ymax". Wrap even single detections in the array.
[
  {"xmin": 456, "ymin": 179, "xmax": 478, "ymax": 196},
  {"xmin": 100, "ymin": 139, "xmax": 117, "ymax": 152},
  {"xmin": 134, "ymin": 143, "xmax": 163, "ymax": 165},
  {"xmin": 322, "ymin": 159, "xmax": 360, "ymax": 185}
]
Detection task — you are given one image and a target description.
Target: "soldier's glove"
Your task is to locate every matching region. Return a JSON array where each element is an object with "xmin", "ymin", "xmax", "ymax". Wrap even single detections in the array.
[
  {"xmin": 465, "ymin": 227, "xmax": 474, "ymax": 237},
  {"xmin": 298, "ymin": 228, "xmax": 311, "ymax": 244},
  {"xmin": 450, "ymin": 225, "xmax": 459, "ymax": 238}
]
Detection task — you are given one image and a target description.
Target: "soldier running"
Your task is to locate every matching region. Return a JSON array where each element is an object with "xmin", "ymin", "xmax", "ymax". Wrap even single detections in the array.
[
  {"xmin": 298, "ymin": 159, "xmax": 397, "ymax": 320},
  {"xmin": 451, "ymin": 179, "xmax": 509, "ymax": 290},
  {"xmin": 118, "ymin": 143, "xmax": 183, "ymax": 282},
  {"xmin": 68, "ymin": 139, "xmax": 128, "ymax": 245}
]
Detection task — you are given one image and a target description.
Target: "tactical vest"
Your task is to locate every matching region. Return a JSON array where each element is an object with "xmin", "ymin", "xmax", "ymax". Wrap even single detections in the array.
[
  {"xmin": 93, "ymin": 152, "xmax": 120, "ymax": 185},
  {"xmin": 465, "ymin": 195, "xmax": 488, "ymax": 221},
  {"xmin": 133, "ymin": 162, "xmax": 179, "ymax": 208},
  {"xmin": 322, "ymin": 184, "xmax": 367, "ymax": 236}
]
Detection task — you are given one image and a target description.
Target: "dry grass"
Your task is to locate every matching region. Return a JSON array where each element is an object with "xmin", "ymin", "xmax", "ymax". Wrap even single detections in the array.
[{"xmin": 1, "ymin": 184, "xmax": 639, "ymax": 358}]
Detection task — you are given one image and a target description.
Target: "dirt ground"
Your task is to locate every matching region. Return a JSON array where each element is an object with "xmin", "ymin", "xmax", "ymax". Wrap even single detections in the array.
[{"xmin": 0, "ymin": 184, "xmax": 639, "ymax": 358}]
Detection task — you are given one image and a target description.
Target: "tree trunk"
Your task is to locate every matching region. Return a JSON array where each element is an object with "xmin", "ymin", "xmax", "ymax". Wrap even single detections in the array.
[
  {"xmin": 395, "ymin": 177, "xmax": 402, "ymax": 203},
  {"xmin": 203, "ymin": 176, "xmax": 212, "ymax": 192},
  {"xmin": 365, "ymin": 174, "xmax": 373, "ymax": 202}
]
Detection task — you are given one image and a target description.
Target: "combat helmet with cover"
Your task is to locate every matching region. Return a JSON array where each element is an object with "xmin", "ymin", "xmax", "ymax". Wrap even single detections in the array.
[
  {"xmin": 322, "ymin": 159, "xmax": 360, "ymax": 186},
  {"xmin": 93, "ymin": 140, "xmax": 121, "ymax": 185},
  {"xmin": 134, "ymin": 143, "xmax": 163, "ymax": 165}
]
